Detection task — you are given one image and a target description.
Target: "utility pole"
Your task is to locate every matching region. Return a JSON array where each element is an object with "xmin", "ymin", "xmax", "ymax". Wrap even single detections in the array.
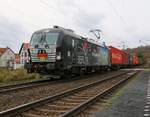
[{"xmin": 122, "ymin": 41, "xmax": 125, "ymax": 50}]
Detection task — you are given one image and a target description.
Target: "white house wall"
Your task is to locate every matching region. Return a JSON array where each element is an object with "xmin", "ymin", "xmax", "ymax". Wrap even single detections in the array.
[
  {"xmin": 20, "ymin": 47, "xmax": 29, "ymax": 66},
  {"xmin": 0, "ymin": 49, "xmax": 15, "ymax": 68}
]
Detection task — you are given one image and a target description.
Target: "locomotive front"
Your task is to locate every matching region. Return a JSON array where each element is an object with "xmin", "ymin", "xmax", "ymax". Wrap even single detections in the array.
[{"xmin": 26, "ymin": 29, "xmax": 62, "ymax": 74}]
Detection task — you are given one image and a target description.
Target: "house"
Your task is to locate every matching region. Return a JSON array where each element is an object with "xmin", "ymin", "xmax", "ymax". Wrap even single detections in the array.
[
  {"xmin": 14, "ymin": 54, "xmax": 22, "ymax": 69},
  {"xmin": 19, "ymin": 43, "xmax": 29, "ymax": 67},
  {"xmin": 0, "ymin": 47, "xmax": 15, "ymax": 69}
]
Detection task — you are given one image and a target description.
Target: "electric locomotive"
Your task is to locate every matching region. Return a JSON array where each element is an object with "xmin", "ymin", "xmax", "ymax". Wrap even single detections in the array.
[{"xmin": 25, "ymin": 26, "xmax": 110, "ymax": 77}]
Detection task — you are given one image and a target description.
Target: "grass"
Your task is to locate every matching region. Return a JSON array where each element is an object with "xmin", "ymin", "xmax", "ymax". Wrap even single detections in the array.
[{"xmin": 0, "ymin": 68, "xmax": 40, "ymax": 83}]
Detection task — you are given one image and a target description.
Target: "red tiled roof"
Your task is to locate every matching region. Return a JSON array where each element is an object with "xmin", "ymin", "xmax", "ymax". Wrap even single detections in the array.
[{"xmin": 0, "ymin": 48, "xmax": 8, "ymax": 56}]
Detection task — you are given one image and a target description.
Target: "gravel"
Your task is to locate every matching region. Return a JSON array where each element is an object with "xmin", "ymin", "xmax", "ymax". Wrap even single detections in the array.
[
  {"xmin": 20, "ymin": 72, "xmax": 128, "ymax": 117},
  {"xmin": 94, "ymin": 71, "xmax": 149, "ymax": 117},
  {"xmin": 0, "ymin": 71, "xmax": 125, "ymax": 111}
]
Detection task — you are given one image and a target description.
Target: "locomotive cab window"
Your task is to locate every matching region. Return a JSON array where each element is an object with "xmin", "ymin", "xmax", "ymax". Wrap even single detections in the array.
[
  {"xmin": 46, "ymin": 33, "xmax": 59, "ymax": 45},
  {"xmin": 30, "ymin": 33, "xmax": 43, "ymax": 45},
  {"xmin": 30, "ymin": 32, "xmax": 59, "ymax": 45}
]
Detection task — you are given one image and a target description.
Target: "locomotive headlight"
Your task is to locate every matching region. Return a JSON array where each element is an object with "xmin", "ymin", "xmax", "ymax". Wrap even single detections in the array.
[{"xmin": 56, "ymin": 52, "xmax": 61, "ymax": 60}]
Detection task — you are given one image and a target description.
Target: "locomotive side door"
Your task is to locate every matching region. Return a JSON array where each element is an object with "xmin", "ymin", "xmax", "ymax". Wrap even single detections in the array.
[{"xmin": 62, "ymin": 36, "xmax": 72, "ymax": 70}]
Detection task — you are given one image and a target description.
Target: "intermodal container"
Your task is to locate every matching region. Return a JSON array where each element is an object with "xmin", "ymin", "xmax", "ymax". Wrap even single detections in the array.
[
  {"xmin": 108, "ymin": 46, "xmax": 123, "ymax": 65},
  {"xmin": 132, "ymin": 52, "xmax": 139, "ymax": 65},
  {"xmin": 121, "ymin": 51, "xmax": 129, "ymax": 64}
]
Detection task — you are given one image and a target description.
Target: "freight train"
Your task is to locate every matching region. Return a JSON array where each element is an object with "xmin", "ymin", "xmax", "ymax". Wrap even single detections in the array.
[{"xmin": 25, "ymin": 26, "xmax": 142, "ymax": 77}]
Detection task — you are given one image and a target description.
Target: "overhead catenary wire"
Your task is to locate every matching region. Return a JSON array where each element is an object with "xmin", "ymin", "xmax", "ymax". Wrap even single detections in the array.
[
  {"xmin": 38, "ymin": 0, "xmax": 64, "ymax": 17},
  {"xmin": 6, "ymin": 0, "xmax": 65, "ymax": 29},
  {"xmin": 5, "ymin": 2, "xmax": 40, "ymax": 29},
  {"xmin": 106, "ymin": 0, "xmax": 128, "ymax": 26}
]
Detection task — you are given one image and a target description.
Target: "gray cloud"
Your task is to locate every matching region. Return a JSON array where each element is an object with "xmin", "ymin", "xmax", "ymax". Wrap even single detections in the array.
[
  {"xmin": 0, "ymin": 17, "xmax": 29, "ymax": 53},
  {"xmin": 0, "ymin": 0, "xmax": 150, "ymax": 50},
  {"xmin": 74, "ymin": 11, "xmax": 104, "ymax": 32},
  {"xmin": 56, "ymin": 0, "xmax": 104, "ymax": 35}
]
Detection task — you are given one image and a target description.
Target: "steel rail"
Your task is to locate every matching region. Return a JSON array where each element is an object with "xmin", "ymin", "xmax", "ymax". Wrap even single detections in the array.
[
  {"xmin": 0, "ymin": 78, "xmax": 59, "ymax": 93},
  {"xmin": 0, "ymin": 71, "xmax": 124, "ymax": 94},
  {"xmin": 0, "ymin": 78, "xmax": 52, "ymax": 90},
  {"xmin": 62, "ymin": 72, "xmax": 137, "ymax": 117},
  {"xmin": 0, "ymin": 71, "xmax": 129, "ymax": 117}
]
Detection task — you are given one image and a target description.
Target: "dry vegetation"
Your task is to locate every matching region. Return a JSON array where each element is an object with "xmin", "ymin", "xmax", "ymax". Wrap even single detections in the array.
[{"xmin": 0, "ymin": 69, "xmax": 40, "ymax": 83}]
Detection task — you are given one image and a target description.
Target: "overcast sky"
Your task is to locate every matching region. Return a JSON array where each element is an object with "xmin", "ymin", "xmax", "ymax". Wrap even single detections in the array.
[{"xmin": 0, "ymin": 0, "xmax": 150, "ymax": 52}]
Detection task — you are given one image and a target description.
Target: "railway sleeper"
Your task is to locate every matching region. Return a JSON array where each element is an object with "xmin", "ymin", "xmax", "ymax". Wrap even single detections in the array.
[
  {"xmin": 35, "ymin": 108, "xmax": 66, "ymax": 113},
  {"xmin": 35, "ymin": 105, "xmax": 72, "ymax": 110},
  {"xmin": 62, "ymin": 99, "xmax": 84, "ymax": 103},
  {"xmin": 51, "ymin": 102, "xmax": 78, "ymax": 106},
  {"xmin": 79, "ymin": 110, "xmax": 98, "ymax": 116},
  {"xmin": 21, "ymin": 113, "xmax": 47, "ymax": 117},
  {"xmin": 37, "ymin": 109, "xmax": 66, "ymax": 115},
  {"xmin": 22, "ymin": 111, "xmax": 60, "ymax": 117},
  {"xmin": 75, "ymin": 93, "xmax": 97, "ymax": 97},
  {"xmin": 77, "ymin": 113, "xmax": 92, "ymax": 117},
  {"xmin": 23, "ymin": 109, "xmax": 65, "ymax": 116},
  {"xmin": 75, "ymin": 93, "xmax": 97, "ymax": 96},
  {"xmin": 68, "ymin": 96, "xmax": 90, "ymax": 100}
]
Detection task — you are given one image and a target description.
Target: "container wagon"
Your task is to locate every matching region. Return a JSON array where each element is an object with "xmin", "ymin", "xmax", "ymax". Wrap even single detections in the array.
[
  {"xmin": 121, "ymin": 50, "xmax": 129, "ymax": 68},
  {"xmin": 132, "ymin": 51, "xmax": 139, "ymax": 65},
  {"xmin": 128, "ymin": 51, "xmax": 139, "ymax": 67},
  {"xmin": 108, "ymin": 46, "xmax": 123, "ymax": 70}
]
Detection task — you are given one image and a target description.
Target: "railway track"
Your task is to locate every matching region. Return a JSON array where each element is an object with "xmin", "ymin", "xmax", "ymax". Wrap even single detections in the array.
[
  {"xmin": 0, "ymin": 74, "xmax": 85, "ymax": 94},
  {"xmin": 0, "ymin": 71, "xmax": 123, "ymax": 94},
  {"xmin": 0, "ymin": 71, "xmax": 138, "ymax": 117},
  {"xmin": 0, "ymin": 71, "xmax": 127, "ymax": 112},
  {"xmin": 0, "ymin": 78, "xmax": 58, "ymax": 94}
]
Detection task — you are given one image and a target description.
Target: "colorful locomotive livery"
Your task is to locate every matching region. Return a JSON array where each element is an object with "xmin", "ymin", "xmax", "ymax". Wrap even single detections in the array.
[{"xmin": 25, "ymin": 26, "xmax": 143, "ymax": 77}]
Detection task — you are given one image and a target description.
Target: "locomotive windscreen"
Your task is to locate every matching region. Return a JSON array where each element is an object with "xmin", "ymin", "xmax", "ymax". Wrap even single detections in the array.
[
  {"xmin": 29, "ymin": 32, "xmax": 59, "ymax": 63},
  {"xmin": 30, "ymin": 32, "xmax": 59, "ymax": 45}
]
